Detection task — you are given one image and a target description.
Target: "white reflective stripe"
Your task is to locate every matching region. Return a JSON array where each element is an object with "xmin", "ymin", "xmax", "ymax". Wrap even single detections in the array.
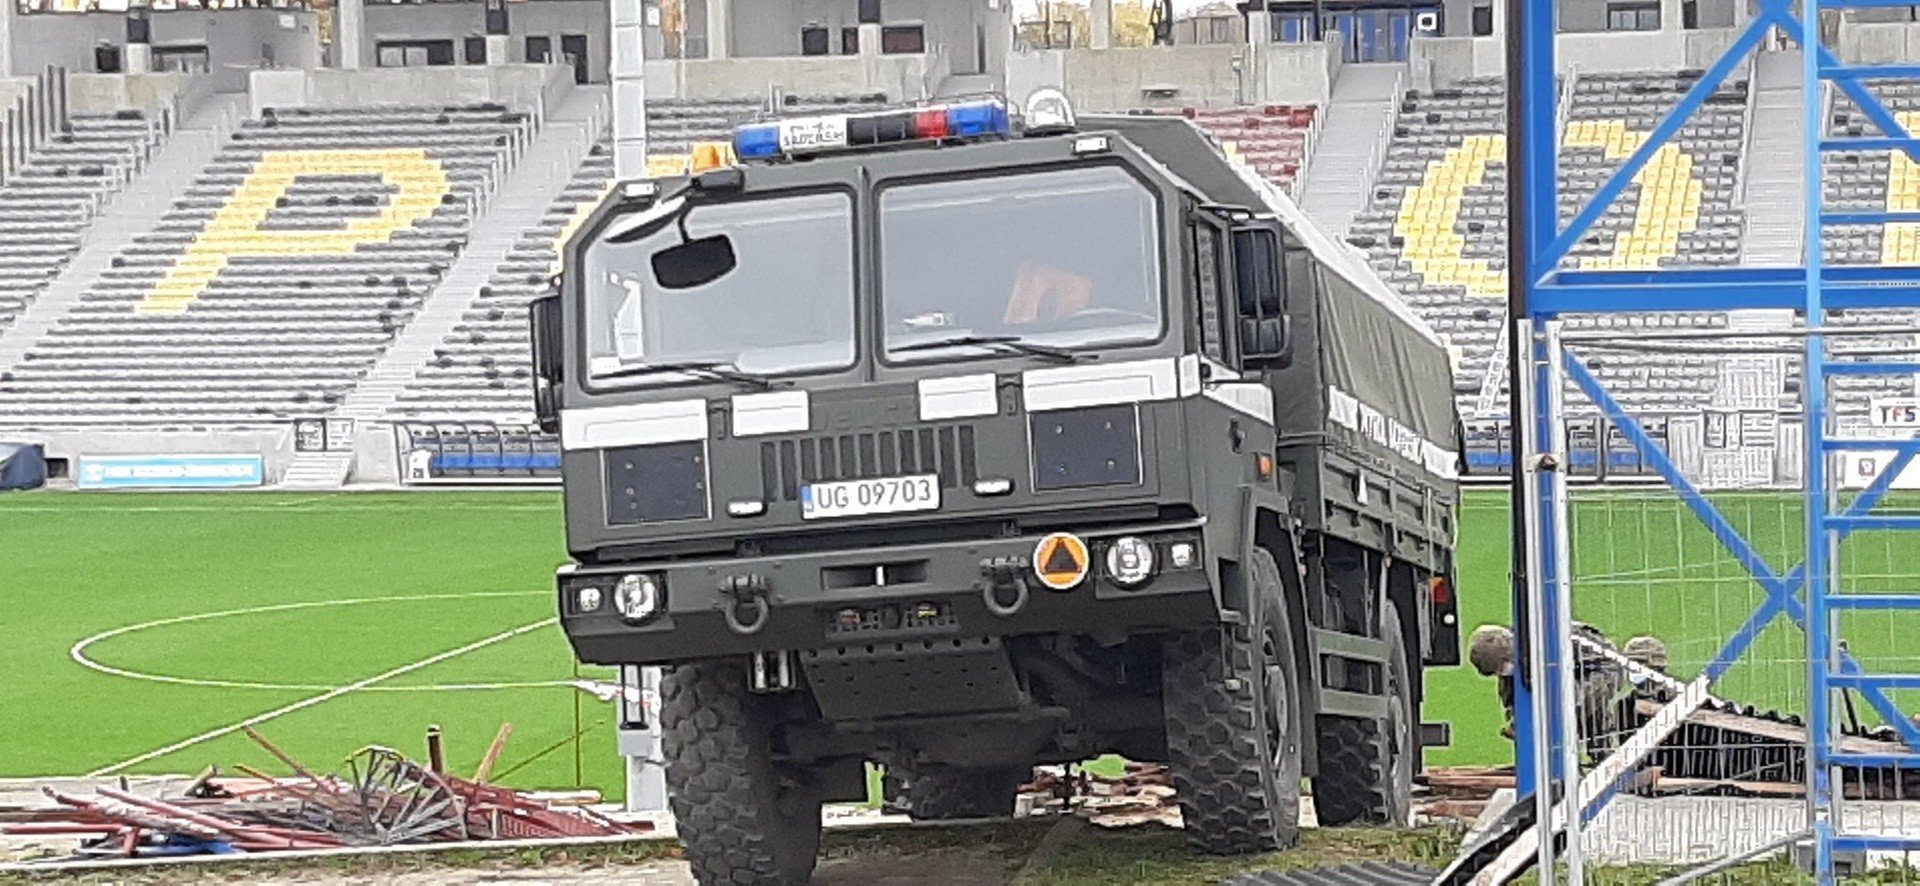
[
  {"xmin": 560, "ymin": 399, "xmax": 707, "ymax": 450},
  {"xmin": 1022, "ymin": 357, "xmax": 1181, "ymax": 412},
  {"xmin": 1326, "ymin": 386, "xmax": 1360, "ymax": 429},
  {"xmin": 1326, "ymin": 384, "xmax": 1458, "ymax": 478},
  {"xmin": 1201, "ymin": 383, "xmax": 1274, "ymax": 424},
  {"xmin": 1179, "ymin": 354, "xmax": 1204, "ymax": 397},
  {"xmin": 918, "ymin": 373, "xmax": 998, "ymax": 421},
  {"xmin": 731, "ymin": 390, "xmax": 810, "ymax": 436}
]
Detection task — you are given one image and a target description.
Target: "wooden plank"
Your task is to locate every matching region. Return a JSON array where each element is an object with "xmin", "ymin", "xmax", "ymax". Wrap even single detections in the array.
[{"xmin": 472, "ymin": 723, "xmax": 515, "ymax": 784}]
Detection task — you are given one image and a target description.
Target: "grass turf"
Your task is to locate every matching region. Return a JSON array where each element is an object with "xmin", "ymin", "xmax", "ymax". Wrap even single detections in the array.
[{"xmin": 8, "ymin": 486, "xmax": 1908, "ymax": 794}]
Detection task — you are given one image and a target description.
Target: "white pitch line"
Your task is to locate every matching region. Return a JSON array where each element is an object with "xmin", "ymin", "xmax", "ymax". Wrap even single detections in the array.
[
  {"xmin": 69, "ymin": 591, "xmax": 553, "ymax": 692},
  {"xmin": 87, "ymin": 616, "xmax": 557, "ymax": 777}
]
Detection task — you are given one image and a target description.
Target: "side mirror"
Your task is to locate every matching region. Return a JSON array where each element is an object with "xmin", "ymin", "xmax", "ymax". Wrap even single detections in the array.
[
  {"xmin": 529, "ymin": 293, "xmax": 563, "ymax": 435},
  {"xmin": 1231, "ymin": 226, "xmax": 1292, "ymax": 369},
  {"xmin": 652, "ymin": 234, "xmax": 737, "ymax": 289}
]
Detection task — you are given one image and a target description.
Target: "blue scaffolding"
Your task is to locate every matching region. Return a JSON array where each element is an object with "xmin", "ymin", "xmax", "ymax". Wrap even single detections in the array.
[{"xmin": 1506, "ymin": 0, "xmax": 1920, "ymax": 880}]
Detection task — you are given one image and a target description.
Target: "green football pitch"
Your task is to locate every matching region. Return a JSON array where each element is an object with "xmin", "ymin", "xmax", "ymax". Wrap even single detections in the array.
[{"xmin": 3, "ymin": 488, "xmax": 1912, "ymax": 797}]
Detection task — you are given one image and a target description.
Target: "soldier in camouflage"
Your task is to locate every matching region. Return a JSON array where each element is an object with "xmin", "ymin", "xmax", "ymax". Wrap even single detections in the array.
[{"xmin": 1467, "ymin": 622, "xmax": 1631, "ymax": 755}]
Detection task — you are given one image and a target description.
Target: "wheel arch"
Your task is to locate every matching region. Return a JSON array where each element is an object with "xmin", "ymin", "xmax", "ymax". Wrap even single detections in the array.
[{"xmin": 1241, "ymin": 486, "xmax": 1321, "ymax": 773}]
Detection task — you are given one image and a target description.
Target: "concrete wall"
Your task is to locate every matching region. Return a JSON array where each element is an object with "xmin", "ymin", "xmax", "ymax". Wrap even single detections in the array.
[
  {"xmin": 1432, "ymin": 0, "xmax": 1740, "ymax": 38},
  {"xmin": 21, "ymin": 428, "xmax": 296, "ymax": 482},
  {"xmin": 1409, "ymin": 25, "xmax": 1743, "ymax": 88},
  {"xmin": 1838, "ymin": 20, "xmax": 1920, "ymax": 65},
  {"xmin": 248, "ymin": 63, "xmax": 572, "ymax": 116},
  {"xmin": 1008, "ymin": 42, "xmax": 1336, "ymax": 112},
  {"xmin": 736, "ymin": 0, "xmax": 985, "ymax": 70},
  {"xmin": 0, "ymin": 77, "xmax": 27, "ymax": 112},
  {"xmin": 661, "ymin": 51, "xmax": 942, "ymax": 100},
  {"xmin": 64, "ymin": 71, "xmax": 193, "ymax": 115},
  {"xmin": 1261, "ymin": 39, "xmax": 1340, "ymax": 106},
  {"xmin": 363, "ymin": 0, "xmax": 611, "ymax": 82},
  {"xmin": 12, "ymin": 9, "xmax": 320, "ymax": 92}
]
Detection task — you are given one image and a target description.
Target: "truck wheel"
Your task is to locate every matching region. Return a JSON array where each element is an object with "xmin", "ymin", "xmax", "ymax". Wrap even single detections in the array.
[
  {"xmin": 884, "ymin": 764, "xmax": 1026, "ymax": 820},
  {"xmin": 1313, "ymin": 602, "xmax": 1415, "ymax": 827},
  {"xmin": 1162, "ymin": 548, "xmax": 1302, "ymax": 854},
  {"xmin": 660, "ymin": 659, "xmax": 822, "ymax": 884}
]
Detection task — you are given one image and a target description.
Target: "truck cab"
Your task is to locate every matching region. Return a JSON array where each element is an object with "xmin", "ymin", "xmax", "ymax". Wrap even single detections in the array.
[{"xmin": 536, "ymin": 93, "xmax": 1462, "ymax": 884}]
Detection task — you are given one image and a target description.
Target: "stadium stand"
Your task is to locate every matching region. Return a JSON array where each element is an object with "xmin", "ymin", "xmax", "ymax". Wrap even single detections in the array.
[
  {"xmin": 644, "ymin": 97, "xmax": 763, "ymax": 157},
  {"xmin": 1174, "ymin": 105, "xmax": 1318, "ymax": 193},
  {"xmin": 0, "ymin": 111, "xmax": 162, "ymax": 333},
  {"xmin": 1812, "ymin": 85, "xmax": 1920, "ymax": 425},
  {"xmin": 0, "ymin": 104, "xmax": 533, "ymax": 426},
  {"xmin": 391, "ymin": 141, "xmax": 616, "ymax": 421},
  {"xmin": 1345, "ymin": 71, "xmax": 1750, "ymax": 417}
]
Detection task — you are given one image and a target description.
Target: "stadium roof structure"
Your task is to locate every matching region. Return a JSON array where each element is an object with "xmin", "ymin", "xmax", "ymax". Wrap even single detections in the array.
[{"xmin": 1487, "ymin": 0, "xmax": 1920, "ymax": 882}]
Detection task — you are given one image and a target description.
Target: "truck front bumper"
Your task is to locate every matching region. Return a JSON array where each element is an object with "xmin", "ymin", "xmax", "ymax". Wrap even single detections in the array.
[{"xmin": 558, "ymin": 519, "xmax": 1217, "ymax": 665}]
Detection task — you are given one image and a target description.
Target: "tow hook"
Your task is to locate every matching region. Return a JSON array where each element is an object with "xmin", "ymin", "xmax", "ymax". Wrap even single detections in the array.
[
  {"xmin": 720, "ymin": 573, "xmax": 772, "ymax": 635},
  {"xmin": 979, "ymin": 556, "xmax": 1030, "ymax": 617}
]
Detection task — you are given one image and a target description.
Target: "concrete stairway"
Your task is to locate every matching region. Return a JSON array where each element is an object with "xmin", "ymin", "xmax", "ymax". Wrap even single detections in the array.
[
  {"xmin": 280, "ymin": 451, "xmax": 357, "ymax": 490},
  {"xmin": 332, "ymin": 87, "xmax": 608, "ymax": 428},
  {"xmin": 1741, "ymin": 50, "xmax": 1806, "ymax": 267},
  {"xmin": 1298, "ymin": 63, "xmax": 1404, "ymax": 237},
  {"xmin": 0, "ymin": 93, "xmax": 247, "ymax": 373}
]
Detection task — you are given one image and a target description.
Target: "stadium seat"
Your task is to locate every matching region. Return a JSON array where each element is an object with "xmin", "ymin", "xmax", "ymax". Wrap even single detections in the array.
[
  {"xmin": 1350, "ymin": 72, "xmax": 1749, "ymax": 419},
  {"xmin": 0, "ymin": 105, "xmax": 531, "ymax": 429},
  {"xmin": 0, "ymin": 112, "xmax": 163, "ymax": 334}
]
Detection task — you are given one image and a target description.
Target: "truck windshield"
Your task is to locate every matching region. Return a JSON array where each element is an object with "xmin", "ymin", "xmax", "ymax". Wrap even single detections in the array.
[
  {"xmin": 879, "ymin": 165, "xmax": 1162, "ymax": 360},
  {"xmin": 583, "ymin": 191, "xmax": 856, "ymax": 384}
]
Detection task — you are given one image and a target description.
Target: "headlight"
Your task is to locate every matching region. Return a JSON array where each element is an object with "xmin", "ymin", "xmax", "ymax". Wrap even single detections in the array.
[
  {"xmin": 1104, "ymin": 536, "xmax": 1155, "ymax": 588},
  {"xmin": 613, "ymin": 574, "xmax": 662, "ymax": 622},
  {"xmin": 576, "ymin": 586, "xmax": 604, "ymax": 613}
]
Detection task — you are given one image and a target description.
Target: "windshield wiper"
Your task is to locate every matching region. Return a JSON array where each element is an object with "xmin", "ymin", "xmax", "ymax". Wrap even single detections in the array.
[
  {"xmin": 890, "ymin": 334, "xmax": 1086, "ymax": 364},
  {"xmin": 597, "ymin": 360, "xmax": 783, "ymax": 390}
]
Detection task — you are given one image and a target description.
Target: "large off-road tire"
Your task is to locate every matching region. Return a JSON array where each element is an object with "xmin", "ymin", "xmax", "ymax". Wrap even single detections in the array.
[
  {"xmin": 882, "ymin": 764, "xmax": 1026, "ymax": 820},
  {"xmin": 1162, "ymin": 547, "xmax": 1303, "ymax": 854},
  {"xmin": 660, "ymin": 659, "xmax": 822, "ymax": 884},
  {"xmin": 1313, "ymin": 602, "xmax": 1416, "ymax": 827}
]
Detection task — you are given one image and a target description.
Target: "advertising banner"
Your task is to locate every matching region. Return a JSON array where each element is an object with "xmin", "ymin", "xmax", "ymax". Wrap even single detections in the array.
[{"xmin": 77, "ymin": 454, "xmax": 266, "ymax": 490}]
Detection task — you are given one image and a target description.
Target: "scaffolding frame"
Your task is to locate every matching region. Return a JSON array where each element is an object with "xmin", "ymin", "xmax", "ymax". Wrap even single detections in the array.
[{"xmin": 1507, "ymin": 0, "xmax": 1920, "ymax": 880}]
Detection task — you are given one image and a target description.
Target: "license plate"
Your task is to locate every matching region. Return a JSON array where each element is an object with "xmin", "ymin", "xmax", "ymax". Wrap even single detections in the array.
[
  {"xmin": 801, "ymin": 474, "xmax": 940, "ymax": 520},
  {"xmin": 778, "ymin": 115, "xmax": 848, "ymax": 152}
]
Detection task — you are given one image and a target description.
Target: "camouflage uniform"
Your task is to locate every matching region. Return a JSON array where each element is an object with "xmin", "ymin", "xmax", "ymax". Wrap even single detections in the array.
[{"xmin": 1467, "ymin": 622, "xmax": 1630, "ymax": 753}]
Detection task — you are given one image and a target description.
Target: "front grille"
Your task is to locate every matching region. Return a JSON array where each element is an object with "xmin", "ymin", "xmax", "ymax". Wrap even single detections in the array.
[{"xmin": 761, "ymin": 425, "xmax": 978, "ymax": 501}]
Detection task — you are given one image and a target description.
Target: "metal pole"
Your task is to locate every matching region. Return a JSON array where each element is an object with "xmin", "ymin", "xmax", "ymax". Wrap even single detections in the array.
[
  {"xmin": 608, "ymin": 0, "xmax": 666, "ymax": 819},
  {"xmin": 1799, "ymin": 0, "xmax": 1836, "ymax": 874},
  {"xmin": 1546, "ymin": 320, "xmax": 1584, "ymax": 883},
  {"xmin": 1514, "ymin": 319, "xmax": 1559, "ymax": 881},
  {"xmin": 1506, "ymin": 0, "xmax": 1563, "ymax": 876},
  {"xmin": 610, "ymin": 0, "xmax": 649, "ymax": 179}
]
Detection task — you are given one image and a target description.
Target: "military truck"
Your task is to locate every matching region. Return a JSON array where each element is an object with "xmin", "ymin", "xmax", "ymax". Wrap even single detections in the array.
[{"xmin": 533, "ymin": 93, "xmax": 1463, "ymax": 884}]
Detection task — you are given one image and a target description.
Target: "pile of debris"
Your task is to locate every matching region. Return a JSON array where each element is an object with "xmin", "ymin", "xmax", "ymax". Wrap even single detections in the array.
[
  {"xmin": 4, "ymin": 726, "xmax": 647, "ymax": 862},
  {"xmin": 1019, "ymin": 762, "xmax": 1180, "ymax": 828}
]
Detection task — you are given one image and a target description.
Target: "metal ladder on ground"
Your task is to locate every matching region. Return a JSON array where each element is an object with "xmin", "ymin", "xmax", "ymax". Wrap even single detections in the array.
[{"xmin": 1804, "ymin": 14, "xmax": 1920, "ymax": 876}]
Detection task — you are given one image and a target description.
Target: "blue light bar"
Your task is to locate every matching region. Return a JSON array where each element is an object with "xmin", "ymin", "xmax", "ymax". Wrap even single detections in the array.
[
  {"xmin": 733, "ymin": 123, "xmax": 781, "ymax": 160},
  {"xmin": 730, "ymin": 98, "xmax": 1013, "ymax": 162},
  {"xmin": 945, "ymin": 100, "xmax": 1010, "ymax": 138}
]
